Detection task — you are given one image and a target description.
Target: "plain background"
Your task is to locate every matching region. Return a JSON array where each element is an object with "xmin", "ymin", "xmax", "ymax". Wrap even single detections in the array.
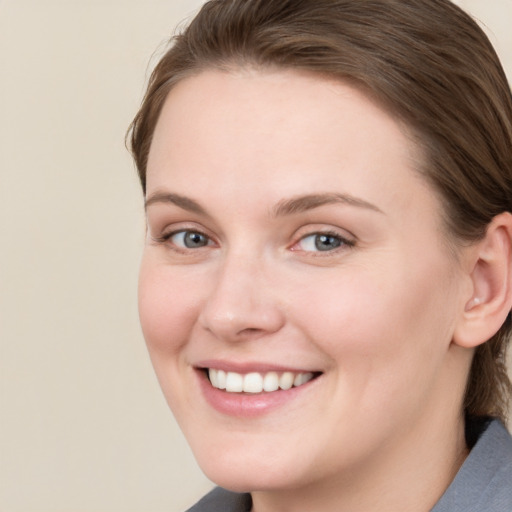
[{"xmin": 1, "ymin": 1, "xmax": 511, "ymax": 511}]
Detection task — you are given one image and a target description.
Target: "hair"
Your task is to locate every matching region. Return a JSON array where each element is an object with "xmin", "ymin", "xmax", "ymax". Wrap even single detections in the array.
[{"xmin": 128, "ymin": 0, "xmax": 512, "ymax": 421}]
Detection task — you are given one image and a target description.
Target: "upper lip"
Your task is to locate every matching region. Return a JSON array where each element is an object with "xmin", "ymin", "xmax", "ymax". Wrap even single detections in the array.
[{"xmin": 195, "ymin": 359, "xmax": 321, "ymax": 374}]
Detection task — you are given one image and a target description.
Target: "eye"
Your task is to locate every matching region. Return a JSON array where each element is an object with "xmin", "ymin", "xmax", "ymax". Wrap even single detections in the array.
[
  {"xmin": 169, "ymin": 230, "xmax": 212, "ymax": 249},
  {"xmin": 294, "ymin": 232, "xmax": 353, "ymax": 252}
]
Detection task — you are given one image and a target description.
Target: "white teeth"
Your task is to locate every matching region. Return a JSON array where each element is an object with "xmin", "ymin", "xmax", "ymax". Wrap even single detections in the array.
[
  {"xmin": 294, "ymin": 372, "xmax": 314, "ymax": 387},
  {"xmin": 208, "ymin": 369, "xmax": 315, "ymax": 393},
  {"xmin": 217, "ymin": 369, "xmax": 226, "ymax": 389},
  {"xmin": 279, "ymin": 372, "xmax": 294, "ymax": 390},
  {"xmin": 243, "ymin": 372, "xmax": 263, "ymax": 393},
  {"xmin": 225, "ymin": 372, "xmax": 243, "ymax": 392},
  {"xmin": 209, "ymin": 368, "xmax": 219, "ymax": 388},
  {"xmin": 263, "ymin": 371, "xmax": 279, "ymax": 392}
]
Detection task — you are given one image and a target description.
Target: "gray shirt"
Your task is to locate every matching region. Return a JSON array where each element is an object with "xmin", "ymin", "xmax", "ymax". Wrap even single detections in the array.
[{"xmin": 186, "ymin": 419, "xmax": 512, "ymax": 512}]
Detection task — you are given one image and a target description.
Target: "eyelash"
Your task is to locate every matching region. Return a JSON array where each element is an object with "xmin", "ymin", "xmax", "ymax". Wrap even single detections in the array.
[
  {"xmin": 152, "ymin": 229, "xmax": 213, "ymax": 249},
  {"xmin": 152, "ymin": 228, "xmax": 355, "ymax": 255},
  {"xmin": 292, "ymin": 230, "xmax": 355, "ymax": 254}
]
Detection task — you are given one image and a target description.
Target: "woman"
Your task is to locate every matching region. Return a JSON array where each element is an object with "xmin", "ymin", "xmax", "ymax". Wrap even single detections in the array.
[{"xmin": 128, "ymin": 0, "xmax": 512, "ymax": 510}]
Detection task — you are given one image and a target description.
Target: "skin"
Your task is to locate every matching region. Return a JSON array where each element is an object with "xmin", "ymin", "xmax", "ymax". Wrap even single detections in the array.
[{"xmin": 139, "ymin": 69, "xmax": 477, "ymax": 512}]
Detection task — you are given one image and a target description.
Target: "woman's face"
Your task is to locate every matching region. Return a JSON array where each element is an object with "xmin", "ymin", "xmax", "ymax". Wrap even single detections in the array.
[{"xmin": 140, "ymin": 69, "xmax": 469, "ymax": 492}]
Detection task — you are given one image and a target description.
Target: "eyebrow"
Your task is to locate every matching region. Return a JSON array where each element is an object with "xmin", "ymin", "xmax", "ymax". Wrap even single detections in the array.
[
  {"xmin": 272, "ymin": 193, "xmax": 383, "ymax": 217},
  {"xmin": 144, "ymin": 191, "xmax": 383, "ymax": 217},
  {"xmin": 145, "ymin": 192, "xmax": 207, "ymax": 215}
]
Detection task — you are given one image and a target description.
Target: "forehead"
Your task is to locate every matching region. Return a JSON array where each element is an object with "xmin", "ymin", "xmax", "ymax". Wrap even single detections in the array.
[
  {"xmin": 150, "ymin": 69, "xmax": 417, "ymax": 174},
  {"xmin": 147, "ymin": 69, "xmax": 439, "ymax": 225}
]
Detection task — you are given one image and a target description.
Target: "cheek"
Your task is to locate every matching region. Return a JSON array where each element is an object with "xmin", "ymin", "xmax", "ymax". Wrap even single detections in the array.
[
  {"xmin": 138, "ymin": 255, "xmax": 208, "ymax": 419},
  {"xmin": 288, "ymin": 265, "xmax": 459, "ymax": 446},
  {"xmin": 291, "ymin": 258, "xmax": 458, "ymax": 382},
  {"xmin": 138, "ymin": 255, "xmax": 201, "ymax": 356}
]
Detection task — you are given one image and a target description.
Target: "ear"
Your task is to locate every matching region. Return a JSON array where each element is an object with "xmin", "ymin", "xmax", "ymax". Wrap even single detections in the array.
[{"xmin": 453, "ymin": 212, "xmax": 512, "ymax": 348}]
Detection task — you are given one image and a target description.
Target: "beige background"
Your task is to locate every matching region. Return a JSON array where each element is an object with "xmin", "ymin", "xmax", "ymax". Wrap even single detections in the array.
[{"xmin": 1, "ymin": 1, "xmax": 511, "ymax": 511}]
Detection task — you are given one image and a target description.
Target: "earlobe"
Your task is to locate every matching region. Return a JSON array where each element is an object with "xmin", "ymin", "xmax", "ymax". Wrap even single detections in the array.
[{"xmin": 454, "ymin": 212, "xmax": 512, "ymax": 348}]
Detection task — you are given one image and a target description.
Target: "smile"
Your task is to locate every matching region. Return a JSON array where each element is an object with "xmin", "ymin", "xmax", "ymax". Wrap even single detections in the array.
[{"xmin": 208, "ymin": 369, "xmax": 315, "ymax": 393}]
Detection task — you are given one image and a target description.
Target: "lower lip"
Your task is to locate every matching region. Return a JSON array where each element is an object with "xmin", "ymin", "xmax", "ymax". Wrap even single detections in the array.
[{"xmin": 197, "ymin": 370, "xmax": 319, "ymax": 417}]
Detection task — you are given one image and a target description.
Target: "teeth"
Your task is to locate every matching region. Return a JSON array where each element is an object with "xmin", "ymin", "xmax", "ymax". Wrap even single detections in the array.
[
  {"xmin": 294, "ymin": 373, "xmax": 310, "ymax": 387},
  {"xmin": 279, "ymin": 372, "xmax": 294, "ymax": 390},
  {"xmin": 209, "ymin": 368, "xmax": 219, "ymax": 388},
  {"xmin": 225, "ymin": 372, "xmax": 243, "ymax": 392},
  {"xmin": 263, "ymin": 371, "xmax": 279, "ymax": 392},
  {"xmin": 208, "ymin": 369, "xmax": 314, "ymax": 393},
  {"xmin": 243, "ymin": 372, "xmax": 263, "ymax": 393},
  {"xmin": 217, "ymin": 370, "xmax": 226, "ymax": 390}
]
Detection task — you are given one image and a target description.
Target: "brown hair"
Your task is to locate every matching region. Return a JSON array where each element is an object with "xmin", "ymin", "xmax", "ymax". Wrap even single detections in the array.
[{"xmin": 128, "ymin": 0, "xmax": 512, "ymax": 421}]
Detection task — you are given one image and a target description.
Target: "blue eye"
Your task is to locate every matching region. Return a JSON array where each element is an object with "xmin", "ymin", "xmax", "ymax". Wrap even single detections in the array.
[
  {"xmin": 297, "ymin": 233, "xmax": 348, "ymax": 252},
  {"xmin": 170, "ymin": 230, "xmax": 211, "ymax": 249}
]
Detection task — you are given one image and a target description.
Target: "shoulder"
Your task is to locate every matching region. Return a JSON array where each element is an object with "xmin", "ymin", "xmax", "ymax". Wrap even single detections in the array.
[
  {"xmin": 432, "ymin": 419, "xmax": 512, "ymax": 512},
  {"xmin": 185, "ymin": 487, "xmax": 251, "ymax": 512}
]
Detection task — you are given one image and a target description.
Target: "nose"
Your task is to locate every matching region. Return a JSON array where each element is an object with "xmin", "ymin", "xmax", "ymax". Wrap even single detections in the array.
[{"xmin": 198, "ymin": 254, "xmax": 285, "ymax": 342}]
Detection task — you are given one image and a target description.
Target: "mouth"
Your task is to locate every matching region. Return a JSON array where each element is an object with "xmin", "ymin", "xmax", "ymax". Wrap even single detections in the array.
[
  {"xmin": 195, "ymin": 363, "xmax": 323, "ymax": 416},
  {"xmin": 205, "ymin": 368, "xmax": 321, "ymax": 394}
]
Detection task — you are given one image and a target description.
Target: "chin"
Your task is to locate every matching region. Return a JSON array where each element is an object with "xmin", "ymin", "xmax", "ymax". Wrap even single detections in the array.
[
  {"xmin": 188, "ymin": 431, "xmax": 313, "ymax": 493},
  {"xmin": 200, "ymin": 462, "xmax": 301, "ymax": 494}
]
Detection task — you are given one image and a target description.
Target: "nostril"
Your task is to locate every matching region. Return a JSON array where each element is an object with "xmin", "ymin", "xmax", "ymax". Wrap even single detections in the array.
[{"xmin": 238, "ymin": 327, "xmax": 261, "ymax": 335}]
